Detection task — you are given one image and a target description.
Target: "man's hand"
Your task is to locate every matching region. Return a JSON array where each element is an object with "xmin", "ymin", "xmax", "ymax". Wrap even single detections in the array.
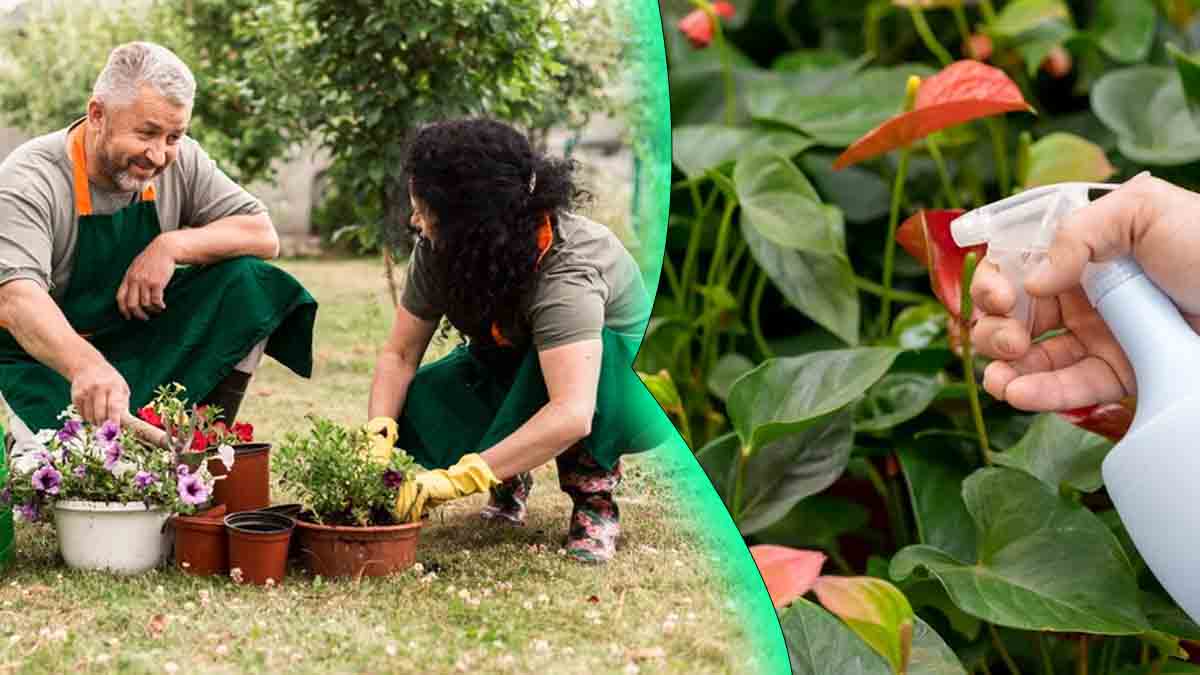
[
  {"xmin": 70, "ymin": 361, "xmax": 130, "ymax": 425},
  {"xmin": 117, "ymin": 236, "xmax": 178, "ymax": 320}
]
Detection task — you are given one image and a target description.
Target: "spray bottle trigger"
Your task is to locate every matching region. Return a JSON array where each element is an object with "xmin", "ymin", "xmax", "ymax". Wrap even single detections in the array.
[{"xmin": 984, "ymin": 248, "xmax": 1044, "ymax": 337}]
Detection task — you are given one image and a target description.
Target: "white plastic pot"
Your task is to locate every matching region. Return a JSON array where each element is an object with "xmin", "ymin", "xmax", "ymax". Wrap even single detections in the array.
[{"xmin": 53, "ymin": 501, "xmax": 170, "ymax": 574}]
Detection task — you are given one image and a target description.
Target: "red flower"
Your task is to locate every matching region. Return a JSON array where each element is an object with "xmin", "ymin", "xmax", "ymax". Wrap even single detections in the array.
[
  {"xmin": 190, "ymin": 429, "xmax": 209, "ymax": 451},
  {"xmin": 137, "ymin": 406, "xmax": 162, "ymax": 428},
  {"xmin": 749, "ymin": 545, "xmax": 827, "ymax": 609},
  {"xmin": 232, "ymin": 422, "xmax": 254, "ymax": 443},
  {"xmin": 1041, "ymin": 45, "xmax": 1072, "ymax": 79},
  {"xmin": 677, "ymin": 1, "xmax": 735, "ymax": 49},
  {"xmin": 895, "ymin": 209, "xmax": 985, "ymax": 320},
  {"xmin": 965, "ymin": 33, "xmax": 993, "ymax": 62},
  {"xmin": 835, "ymin": 60, "xmax": 1033, "ymax": 169},
  {"xmin": 1057, "ymin": 401, "xmax": 1135, "ymax": 441}
]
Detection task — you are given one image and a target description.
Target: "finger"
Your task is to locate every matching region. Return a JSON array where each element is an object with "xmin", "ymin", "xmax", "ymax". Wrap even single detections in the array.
[
  {"xmin": 1026, "ymin": 173, "xmax": 1156, "ymax": 298},
  {"xmin": 973, "ymin": 315, "xmax": 1031, "ymax": 360},
  {"xmin": 1004, "ymin": 332, "xmax": 1089, "ymax": 376},
  {"xmin": 116, "ymin": 279, "xmax": 131, "ymax": 320},
  {"xmin": 982, "ymin": 360, "xmax": 1020, "ymax": 401},
  {"xmin": 90, "ymin": 388, "xmax": 107, "ymax": 426},
  {"xmin": 150, "ymin": 282, "xmax": 166, "ymax": 312},
  {"xmin": 1001, "ymin": 356, "xmax": 1130, "ymax": 411},
  {"xmin": 106, "ymin": 388, "xmax": 124, "ymax": 426},
  {"xmin": 130, "ymin": 284, "xmax": 150, "ymax": 321},
  {"xmin": 971, "ymin": 261, "xmax": 1014, "ymax": 315}
]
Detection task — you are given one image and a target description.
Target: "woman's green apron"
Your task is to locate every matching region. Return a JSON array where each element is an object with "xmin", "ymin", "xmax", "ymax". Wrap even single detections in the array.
[
  {"xmin": 394, "ymin": 221, "xmax": 672, "ymax": 471},
  {"xmin": 0, "ymin": 124, "xmax": 317, "ymax": 433}
]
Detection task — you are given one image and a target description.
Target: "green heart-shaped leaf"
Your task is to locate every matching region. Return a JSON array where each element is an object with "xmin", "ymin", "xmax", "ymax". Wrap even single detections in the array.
[
  {"xmin": 728, "ymin": 347, "xmax": 901, "ymax": 450},
  {"xmin": 735, "ymin": 153, "xmax": 845, "ymax": 256},
  {"xmin": 990, "ymin": 0, "xmax": 1071, "ymax": 40},
  {"xmin": 1091, "ymin": 0, "xmax": 1156, "ymax": 64},
  {"xmin": 673, "ymin": 124, "xmax": 816, "ymax": 179},
  {"xmin": 707, "ymin": 352, "xmax": 757, "ymax": 401},
  {"xmin": 897, "ymin": 445, "xmax": 976, "ymax": 564},
  {"xmin": 1092, "ymin": 66, "xmax": 1200, "ymax": 165},
  {"xmin": 855, "ymin": 373, "xmax": 941, "ymax": 433},
  {"xmin": 993, "ymin": 412, "xmax": 1113, "ymax": 492},
  {"xmin": 743, "ymin": 223, "xmax": 859, "ymax": 346},
  {"xmin": 1023, "ymin": 132, "xmax": 1116, "ymax": 187},
  {"xmin": 800, "ymin": 153, "xmax": 891, "ymax": 224},
  {"xmin": 1168, "ymin": 44, "xmax": 1200, "ymax": 127},
  {"xmin": 891, "ymin": 467, "xmax": 1149, "ymax": 634},
  {"xmin": 888, "ymin": 305, "xmax": 948, "ymax": 351}
]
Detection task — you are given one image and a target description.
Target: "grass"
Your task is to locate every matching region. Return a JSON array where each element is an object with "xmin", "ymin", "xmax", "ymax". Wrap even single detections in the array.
[{"xmin": 0, "ymin": 257, "xmax": 766, "ymax": 674}]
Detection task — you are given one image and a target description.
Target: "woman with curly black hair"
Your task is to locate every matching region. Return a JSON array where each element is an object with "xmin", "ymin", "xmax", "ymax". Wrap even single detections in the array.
[{"xmin": 365, "ymin": 118, "xmax": 668, "ymax": 563}]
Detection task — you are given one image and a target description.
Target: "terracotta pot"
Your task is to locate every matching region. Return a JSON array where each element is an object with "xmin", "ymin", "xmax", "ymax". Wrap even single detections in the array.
[
  {"xmin": 209, "ymin": 443, "xmax": 271, "ymax": 514},
  {"xmin": 172, "ymin": 504, "xmax": 228, "ymax": 576},
  {"xmin": 294, "ymin": 518, "xmax": 422, "ymax": 579},
  {"xmin": 225, "ymin": 511, "xmax": 293, "ymax": 585}
]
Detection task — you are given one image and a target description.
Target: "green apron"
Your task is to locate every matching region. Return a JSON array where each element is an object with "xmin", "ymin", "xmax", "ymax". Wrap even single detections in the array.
[
  {"xmin": 0, "ymin": 124, "xmax": 317, "ymax": 432},
  {"xmin": 395, "ymin": 325, "xmax": 673, "ymax": 472}
]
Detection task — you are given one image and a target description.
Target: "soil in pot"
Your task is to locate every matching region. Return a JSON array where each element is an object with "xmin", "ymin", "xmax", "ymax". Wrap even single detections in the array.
[
  {"xmin": 225, "ymin": 511, "xmax": 293, "ymax": 585},
  {"xmin": 209, "ymin": 443, "xmax": 271, "ymax": 514},
  {"xmin": 172, "ymin": 504, "xmax": 228, "ymax": 576},
  {"xmin": 55, "ymin": 501, "xmax": 170, "ymax": 575},
  {"xmin": 294, "ymin": 518, "xmax": 422, "ymax": 579}
]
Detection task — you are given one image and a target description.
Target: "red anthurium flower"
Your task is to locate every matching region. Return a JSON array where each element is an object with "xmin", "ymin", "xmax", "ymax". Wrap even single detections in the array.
[
  {"xmin": 1057, "ymin": 400, "xmax": 1135, "ymax": 442},
  {"xmin": 834, "ymin": 60, "xmax": 1033, "ymax": 169},
  {"xmin": 233, "ymin": 422, "xmax": 254, "ymax": 443},
  {"xmin": 1041, "ymin": 45, "xmax": 1072, "ymax": 78},
  {"xmin": 677, "ymin": 1, "xmax": 735, "ymax": 49},
  {"xmin": 896, "ymin": 209, "xmax": 985, "ymax": 320},
  {"xmin": 965, "ymin": 33, "xmax": 993, "ymax": 61},
  {"xmin": 749, "ymin": 544, "xmax": 827, "ymax": 609},
  {"xmin": 137, "ymin": 405, "xmax": 162, "ymax": 429}
]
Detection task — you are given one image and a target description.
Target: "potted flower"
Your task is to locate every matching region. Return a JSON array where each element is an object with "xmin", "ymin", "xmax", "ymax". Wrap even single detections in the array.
[
  {"xmin": 137, "ymin": 384, "xmax": 267, "ymax": 514},
  {"xmin": 274, "ymin": 416, "xmax": 421, "ymax": 578},
  {"xmin": 5, "ymin": 401, "xmax": 233, "ymax": 575}
]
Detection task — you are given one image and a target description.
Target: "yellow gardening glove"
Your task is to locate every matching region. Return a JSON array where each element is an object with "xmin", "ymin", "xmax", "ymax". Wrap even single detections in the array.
[
  {"xmin": 365, "ymin": 417, "xmax": 398, "ymax": 465},
  {"xmin": 394, "ymin": 453, "xmax": 500, "ymax": 523}
]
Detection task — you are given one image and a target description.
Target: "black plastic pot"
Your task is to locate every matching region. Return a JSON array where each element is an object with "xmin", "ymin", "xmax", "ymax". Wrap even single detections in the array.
[{"xmin": 224, "ymin": 512, "xmax": 294, "ymax": 585}]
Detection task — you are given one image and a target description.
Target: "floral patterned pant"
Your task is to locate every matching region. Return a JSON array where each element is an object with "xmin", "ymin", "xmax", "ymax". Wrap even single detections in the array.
[{"xmin": 480, "ymin": 443, "xmax": 622, "ymax": 563}]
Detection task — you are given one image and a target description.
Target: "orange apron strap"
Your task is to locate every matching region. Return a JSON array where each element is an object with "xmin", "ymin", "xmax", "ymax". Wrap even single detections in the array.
[
  {"xmin": 491, "ymin": 213, "xmax": 554, "ymax": 347},
  {"xmin": 67, "ymin": 123, "xmax": 157, "ymax": 218}
]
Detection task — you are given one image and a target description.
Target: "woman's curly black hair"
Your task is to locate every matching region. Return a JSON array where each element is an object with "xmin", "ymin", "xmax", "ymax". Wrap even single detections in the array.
[{"xmin": 401, "ymin": 118, "xmax": 585, "ymax": 344}]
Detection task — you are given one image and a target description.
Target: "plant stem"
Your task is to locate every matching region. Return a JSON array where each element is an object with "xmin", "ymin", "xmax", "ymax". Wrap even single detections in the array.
[
  {"xmin": 951, "ymin": 3, "xmax": 972, "ymax": 43},
  {"xmin": 1141, "ymin": 641, "xmax": 1149, "ymax": 665},
  {"xmin": 1097, "ymin": 638, "xmax": 1115, "ymax": 675},
  {"xmin": 909, "ymin": 6, "xmax": 953, "ymax": 66},
  {"xmin": 926, "ymin": 134, "xmax": 962, "ymax": 209},
  {"xmin": 662, "ymin": 251, "xmax": 683, "ymax": 300},
  {"xmin": 980, "ymin": 661, "xmax": 995, "ymax": 675},
  {"xmin": 887, "ymin": 474, "xmax": 910, "ymax": 549},
  {"xmin": 711, "ymin": 11, "xmax": 737, "ymax": 125},
  {"xmin": 960, "ymin": 252, "xmax": 992, "ymax": 465},
  {"xmin": 749, "ymin": 269, "xmax": 773, "ymax": 360},
  {"xmin": 979, "ymin": 0, "xmax": 997, "ymax": 22},
  {"xmin": 775, "ymin": 0, "xmax": 803, "ymax": 47},
  {"xmin": 731, "ymin": 444, "xmax": 750, "ymax": 520},
  {"xmin": 680, "ymin": 183, "xmax": 719, "ymax": 313},
  {"xmin": 828, "ymin": 549, "xmax": 855, "ymax": 575},
  {"xmin": 722, "ymin": 237, "xmax": 748, "ymax": 287},
  {"xmin": 989, "ymin": 624, "xmax": 1022, "ymax": 675},
  {"xmin": 1038, "ymin": 634, "xmax": 1054, "ymax": 675},
  {"xmin": 879, "ymin": 147, "xmax": 913, "ymax": 336},
  {"xmin": 700, "ymin": 197, "xmax": 739, "ymax": 377},
  {"xmin": 986, "ymin": 118, "xmax": 1011, "ymax": 196},
  {"xmin": 1078, "ymin": 636, "xmax": 1088, "ymax": 675},
  {"xmin": 853, "ymin": 275, "xmax": 930, "ymax": 305}
]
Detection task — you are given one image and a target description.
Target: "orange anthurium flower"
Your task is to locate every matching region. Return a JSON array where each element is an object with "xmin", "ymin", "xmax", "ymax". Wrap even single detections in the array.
[
  {"xmin": 834, "ymin": 60, "xmax": 1033, "ymax": 170},
  {"xmin": 749, "ymin": 544, "xmax": 827, "ymax": 609},
  {"xmin": 677, "ymin": 1, "xmax": 736, "ymax": 49},
  {"xmin": 895, "ymin": 209, "xmax": 985, "ymax": 320},
  {"xmin": 1057, "ymin": 400, "xmax": 1135, "ymax": 442}
]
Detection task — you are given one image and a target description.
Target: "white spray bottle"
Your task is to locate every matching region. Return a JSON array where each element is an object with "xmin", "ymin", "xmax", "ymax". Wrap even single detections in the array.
[{"xmin": 952, "ymin": 181, "xmax": 1200, "ymax": 624}]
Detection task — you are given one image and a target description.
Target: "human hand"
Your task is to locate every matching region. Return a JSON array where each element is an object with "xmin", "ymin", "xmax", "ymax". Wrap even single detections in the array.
[
  {"xmin": 70, "ymin": 360, "xmax": 131, "ymax": 426},
  {"xmin": 117, "ymin": 236, "xmax": 178, "ymax": 320},
  {"xmin": 393, "ymin": 454, "xmax": 500, "ymax": 522},
  {"xmin": 972, "ymin": 174, "xmax": 1200, "ymax": 411},
  {"xmin": 364, "ymin": 417, "xmax": 397, "ymax": 464}
]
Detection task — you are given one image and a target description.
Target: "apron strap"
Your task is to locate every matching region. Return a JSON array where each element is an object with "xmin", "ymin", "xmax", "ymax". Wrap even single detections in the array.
[
  {"xmin": 490, "ymin": 212, "xmax": 554, "ymax": 348},
  {"xmin": 67, "ymin": 123, "xmax": 156, "ymax": 217}
]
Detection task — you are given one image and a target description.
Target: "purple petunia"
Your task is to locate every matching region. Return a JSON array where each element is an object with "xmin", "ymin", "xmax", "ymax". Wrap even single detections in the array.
[
  {"xmin": 176, "ymin": 464, "xmax": 190, "ymax": 477},
  {"xmin": 57, "ymin": 419, "xmax": 82, "ymax": 443},
  {"xmin": 31, "ymin": 466, "xmax": 61, "ymax": 495},
  {"xmin": 16, "ymin": 502, "xmax": 39, "ymax": 522},
  {"xmin": 103, "ymin": 443, "xmax": 123, "ymax": 471},
  {"xmin": 383, "ymin": 470, "xmax": 405, "ymax": 489},
  {"xmin": 73, "ymin": 465, "xmax": 86, "ymax": 478},
  {"xmin": 177, "ymin": 473, "xmax": 210, "ymax": 506},
  {"xmin": 0, "ymin": 487, "xmax": 10, "ymax": 505},
  {"xmin": 134, "ymin": 471, "xmax": 157, "ymax": 490},
  {"xmin": 94, "ymin": 419, "xmax": 120, "ymax": 445}
]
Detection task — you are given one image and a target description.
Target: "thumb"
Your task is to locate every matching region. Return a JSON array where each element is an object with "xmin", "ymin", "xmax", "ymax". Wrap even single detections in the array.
[{"xmin": 1026, "ymin": 172, "xmax": 1155, "ymax": 298}]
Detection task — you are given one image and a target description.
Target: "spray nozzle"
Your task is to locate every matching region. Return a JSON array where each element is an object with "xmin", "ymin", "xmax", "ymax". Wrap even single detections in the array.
[{"xmin": 951, "ymin": 182, "xmax": 1122, "ymax": 334}]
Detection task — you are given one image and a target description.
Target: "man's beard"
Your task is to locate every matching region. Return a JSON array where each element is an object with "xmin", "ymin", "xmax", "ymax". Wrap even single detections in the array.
[{"xmin": 95, "ymin": 131, "xmax": 160, "ymax": 192}]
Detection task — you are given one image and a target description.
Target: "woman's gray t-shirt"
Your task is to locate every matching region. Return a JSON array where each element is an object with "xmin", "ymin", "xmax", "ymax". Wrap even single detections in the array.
[{"xmin": 400, "ymin": 212, "xmax": 651, "ymax": 350}]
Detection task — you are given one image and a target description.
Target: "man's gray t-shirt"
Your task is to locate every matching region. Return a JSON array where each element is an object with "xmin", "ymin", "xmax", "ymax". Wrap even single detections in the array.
[
  {"xmin": 401, "ymin": 212, "xmax": 651, "ymax": 350},
  {"xmin": 0, "ymin": 118, "xmax": 266, "ymax": 300}
]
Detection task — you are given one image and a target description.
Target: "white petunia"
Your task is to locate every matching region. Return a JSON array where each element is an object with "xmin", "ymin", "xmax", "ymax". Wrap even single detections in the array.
[
  {"xmin": 217, "ymin": 444, "xmax": 235, "ymax": 471},
  {"xmin": 110, "ymin": 460, "xmax": 137, "ymax": 478},
  {"xmin": 10, "ymin": 451, "xmax": 42, "ymax": 476},
  {"xmin": 33, "ymin": 429, "xmax": 55, "ymax": 445}
]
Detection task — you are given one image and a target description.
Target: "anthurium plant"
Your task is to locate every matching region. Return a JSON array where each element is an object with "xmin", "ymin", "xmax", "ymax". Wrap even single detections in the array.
[
  {"xmin": 274, "ymin": 416, "xmax": 417, "ymax": 528},
  {"xmin": 644, "ymin": 0, "xmax": 1200, "ymax": 672}
]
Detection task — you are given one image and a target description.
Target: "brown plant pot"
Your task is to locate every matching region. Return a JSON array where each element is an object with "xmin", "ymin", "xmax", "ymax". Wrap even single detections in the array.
[
  {"xmin": 225, "ymin": 511, "xmax": 293, "ymax": 585},
  {"xmin": 173, "ymin": 504, "xmax": 228, "ymax": 576},
  {"xmin": 294, "ymin": 518, "xmax": 422, "ymax": 579},
  {"xmin": 209, "ymin": 443, "xmax": 271, "ymax": 514}
]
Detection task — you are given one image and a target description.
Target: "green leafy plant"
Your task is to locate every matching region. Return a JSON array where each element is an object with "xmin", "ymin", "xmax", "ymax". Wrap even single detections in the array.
[
  {"xmin": 274, "ymin": 416, "xmax": 417, "ymax": 527},
  {"xmin": 649, "ymin": 0, "xmax": 1200, "ymax": 672}
]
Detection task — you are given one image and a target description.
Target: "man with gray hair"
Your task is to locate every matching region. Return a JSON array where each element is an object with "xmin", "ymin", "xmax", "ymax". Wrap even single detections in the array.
[{"xmin": 0, "ymin": 41, "xmax": 317, "ymax": 438}]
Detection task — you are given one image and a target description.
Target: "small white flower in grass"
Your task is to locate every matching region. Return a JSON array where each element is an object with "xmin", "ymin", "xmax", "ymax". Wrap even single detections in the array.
[
  {"xmin": 164, "ymin": 663, "xmax": 179, "ymax": 674},
  {"xmin": 536, "ymin": 593, "xmax": 549, "ymax": 604},
  {"xmin": 217, "ymin": 444, "xmax": 235, "ymax": 471},
  {"xmin": 624, "ymin": 663, "xmax": 640, "ymax": 675},
  {"xmin": 385, "ymin": 643, "xmax": 398, "ymax": 657},
  {"xmin": 413, "ymin": 562, "xmax": 424, "ymax": 574},
  {"xmin": 563, "ymin": 647, "xmax": 575, "ymax": 656},
  {"xmin": 533, "ymin": 639, "xmax": 550, "ymax": 653},
  {"xmin": 522, "ymin": 600, "xmax": 534, "ymax": 610},
  {"xmin": 7, "ymin": 634, "xmax": 18, "ymax": 646},
  {"xmin": 95, "ymin": 654, "xmax": 111, "ymax": 664},
  {"xmin": 446, "ymin": 584, "xmax": 456, "ymax": 595},
  {"xmin": 184, "ymin": 602, "xmax": 196, "ymax": 611},
  {"xmin": 215, "ymin": 645, "xmax": 229, "ymax": 657},
  {"xmin": 265, "ymin": 578, "xmax": 276, "ymax": 588},
  {"xmin": 199, "ymin": 590, "xmax": 211, "ymax": 606},
  {"xmin": 467, "ymin": 597, "xmax": 481, "ymax": 607},
  {"xmin": 230, "ymin": 568, "xmax": 244, "ymax": 584}
]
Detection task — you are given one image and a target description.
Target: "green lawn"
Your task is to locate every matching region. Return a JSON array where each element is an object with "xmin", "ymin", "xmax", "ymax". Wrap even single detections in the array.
[{"xmin": 0, "ymin": 258, "xmax": 766, "ymax": 674}]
